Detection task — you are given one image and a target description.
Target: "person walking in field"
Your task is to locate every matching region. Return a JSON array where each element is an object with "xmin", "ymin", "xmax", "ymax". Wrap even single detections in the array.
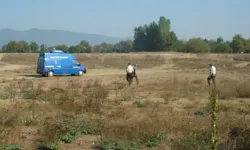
[
  {"xmin": 133, "ymin": 64, "xmax": 139, "ymax": 85},
  {"xmin": 126, "ymin": 63, "xmax": 134, "ymax": 85},
  {"xmin": 207, "ymin": 63, "xmax": 216, "ymax": 87},
  {"xmin": 133, "ymin": 64, "xmax": 137, "ymax": 77}
]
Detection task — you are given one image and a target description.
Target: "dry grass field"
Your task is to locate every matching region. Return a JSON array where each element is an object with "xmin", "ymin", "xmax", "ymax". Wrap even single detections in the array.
[{"xmin": 0, "ymin": 52, "xmax": 250, "ymax": 150}]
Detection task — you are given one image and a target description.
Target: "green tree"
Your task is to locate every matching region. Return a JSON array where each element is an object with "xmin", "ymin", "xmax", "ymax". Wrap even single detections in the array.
[
  {"xmin": 133, "ymin": 16, "xmax": 177, "ymax": 52},
  {"xmin": 174, "ymin": 40, "xmax": 186, "ymax": 52},
  {"xmin": 168, "ymin": 31, "xmax": 178, "ymax": 51},
  {"xmin": 114, "ymin": 40, "xmax": 133, "ymax": 53},
  {"xmin": 183, "ymin": 38, "xmax": 210, "ymax": 53},
  {"xmin": 133, "ymin": 25, "xmax": 147, "ymax": 51},
  {"xmin": 55, "ymin": 44, "xmax": 69, "ymax": 52},
  {"xmin": 93, "ymin": 42, "xmax": 113, "ymax": 53},
  {"xmin": 158, "ymin": 16, "xmax": 171, "ymax": 51},
  {"xmin": 204, "ymin": 39, "xmax": 217, "ymax": 52},
  {"xmin": 77, "ymin": 40, "xmax": 92, "ymax": 53},
  {"xmin": 231, "ymin": 34, "xmax": 245, "ymax": 53},
  {"xmin": 4, "ymin": 41, "xmax": 18, "ymax": 52},
  {"xmin": 212, "ymin": 43, "xmax": 232, "ymax": 53},
  {"xmin": 17, "ymin": 41, "xmax": 30, "ymax": 53},
  {"xmin": 244, "ymin": 40, "xmax": 250, "ymax": 53},
  {"xmin": 145, "ymin": 21, "xmax": 160, "ymax": 51},
  {"xmin": 30, "ymin": 42, "xmax": 39, "ymax": 53},
  {"xmin": 68, "ymin": 46, "xmax": 78, "ymax": 53},
  {"xmin": 216, "ymin": 37, "xmax": 224, "ymax": 43}
]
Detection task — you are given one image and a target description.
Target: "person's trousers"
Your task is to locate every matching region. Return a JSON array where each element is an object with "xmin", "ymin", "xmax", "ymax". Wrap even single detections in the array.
[
  {"xmin": 126, "ymin": 73, "xmax": 133, "ymax": 82},
  {"xmin": 207, "ymin": 74, "xmax": 216, "ymax": 86}
]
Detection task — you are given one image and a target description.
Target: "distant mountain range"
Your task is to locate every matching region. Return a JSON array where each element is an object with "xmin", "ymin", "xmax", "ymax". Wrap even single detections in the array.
[{"xmin": 0, "ymin": 28, "xmax": 133, "ymax": 47}]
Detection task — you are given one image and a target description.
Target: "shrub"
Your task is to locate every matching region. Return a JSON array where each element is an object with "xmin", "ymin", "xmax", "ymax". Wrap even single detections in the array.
[{"xmin": 81, "ymin": 80, "xmax": 109, "ymax": 113}]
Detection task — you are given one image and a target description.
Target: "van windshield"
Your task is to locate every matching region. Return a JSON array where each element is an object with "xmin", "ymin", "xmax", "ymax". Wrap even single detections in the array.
[
  {"xmin": 72, "ymin": 59, "xmax": 80, "ymax": 66},
  {"xmin": 38, "ymin": 57, "xmax": 44, "ymax": 67}
]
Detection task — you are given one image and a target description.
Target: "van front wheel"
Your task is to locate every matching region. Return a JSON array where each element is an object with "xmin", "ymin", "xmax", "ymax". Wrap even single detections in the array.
[
  {"xmin": 78, "ymin": 70, "xmax": 83, "ymax": 76},
  {"xmin": 47, "ymin": 71, "xmax": 54, "ymax": 77}
]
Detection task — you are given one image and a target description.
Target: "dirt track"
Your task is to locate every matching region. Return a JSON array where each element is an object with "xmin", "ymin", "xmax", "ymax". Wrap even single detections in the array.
[{"xmin": 0, "ymin": 53, "xmax": 175, "ymax": 81}]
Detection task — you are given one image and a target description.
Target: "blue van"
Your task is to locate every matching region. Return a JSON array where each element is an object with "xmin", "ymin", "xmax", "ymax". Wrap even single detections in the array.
[{"xmin": 37, "ymin": 49, "xmax": 87, "ymax": 77}]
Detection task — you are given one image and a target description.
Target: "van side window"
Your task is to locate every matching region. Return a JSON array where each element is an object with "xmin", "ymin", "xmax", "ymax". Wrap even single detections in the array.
[{"xmin": 72, "ymin": 59, "xmax": 79, "ymax": 66}]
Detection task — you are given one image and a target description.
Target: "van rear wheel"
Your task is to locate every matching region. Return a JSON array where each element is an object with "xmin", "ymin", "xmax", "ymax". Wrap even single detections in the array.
[
  {"xmin": 78, "ymin": 70, "xmax": 83, "ymax": 76},
  {"xmin": 47, "ymin": 71, "xmax": 54, "ymax": 77}
]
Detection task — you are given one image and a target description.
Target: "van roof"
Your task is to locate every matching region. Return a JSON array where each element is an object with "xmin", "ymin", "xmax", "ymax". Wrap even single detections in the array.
[
  {"xmin": 48, "ymin": 49, "xmax": 65, "ymax": 53},
  {"xmin": 39, "ymin": 50, "xmax": 75, "ymax": 58}
]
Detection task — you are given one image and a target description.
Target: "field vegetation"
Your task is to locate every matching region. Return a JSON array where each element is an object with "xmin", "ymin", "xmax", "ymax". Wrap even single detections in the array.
[{"xmin": 0, "ymin": 53, "xmax": 250, "ymax": 150}]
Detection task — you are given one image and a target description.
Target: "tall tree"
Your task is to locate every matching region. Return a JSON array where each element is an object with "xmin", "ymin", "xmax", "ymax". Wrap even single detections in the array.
[
  {"xmin": 4, "ymin": 41, "xmax": 18, "ymax": 52},
  {"xmin": 231, "ymin": 34, "xmax": 245, "ymax": 53},
  {"xmin": 158, "ymin": 16, "xmax": 171, "ymax": 51},
  {"xmin": 183, "ymin": 38, "xmax": 210, "ymax": 53},
  {"xmin": 77, "ymin": 40, "xmax": 92, "ymax": 53},
  {"xmin": 145, "ymin": 21, "xmax": 160, "ymax": 51},
  {"xmin": 30, "ymin": 42, "xmax": 39, "ymax": 53},
  {"xmin": 133, "ymin": 25, "xmax": 147, "ymax": 51},
  {"xmin": 68, "ymin": 46, "xmax": 78, "ymax": 53},
  {"xmin": 216, "ymin": 37, "xmax": 224, "ymax": 44},
  {"xmin": 17, "ymin": 41, "xmax": 30, "ymax": 53},
  {"xmin": 167, "ymin": 31, "xmax": 178, "ymax": 50}
]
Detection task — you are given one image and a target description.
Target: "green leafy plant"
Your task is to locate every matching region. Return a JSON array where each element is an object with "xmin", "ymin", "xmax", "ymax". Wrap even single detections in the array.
[
  {"xmin": 97, "ymin": 140, "xmax": 140, "ymax": 150},
  {"xmin": 194, "ymin": 109, "xmax": 207, "ymax": 116},
  {"xmin": 39, "ymin": 141, "xmax": 60, "ymax": 150},
  {"xmin": 144, "ymin": 132, "xmax": 168, "ymax": 148},
  {"xmin": 0, "ymin": 143, "xmax": 24, "ymax": 150},
  {"xmin": 133, "ymin": 101, "xmax": 146, "ymax": 108},
  {"xmin": 61, "ymin": 130, "xmax": 82, "ymax": 143},
  {"xmin": 98, "ymin": 132, "xmax": 167, "ymax": 150}
]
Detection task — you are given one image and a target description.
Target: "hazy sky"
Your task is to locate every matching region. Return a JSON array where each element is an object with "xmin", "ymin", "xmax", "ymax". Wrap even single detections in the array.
[{"xmin": 1, "ymin": 0, "xmax": 250, "ymax": 40}]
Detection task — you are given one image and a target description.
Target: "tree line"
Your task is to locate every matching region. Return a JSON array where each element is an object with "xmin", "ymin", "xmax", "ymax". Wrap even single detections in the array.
[
  {"xmin": 1, "ymin": 16, "xmax": 250, "ymax": 53},
  {"xmin": 1, "ymin": 39, "xmax": 134, "ymax": 53}
]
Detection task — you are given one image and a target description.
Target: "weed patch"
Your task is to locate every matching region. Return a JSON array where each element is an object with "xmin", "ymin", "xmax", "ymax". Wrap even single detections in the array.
[
  {"xmin": 0, "ymin": 143, "xmax": 24, "ymax": 150},
  {"xmin": 100, "ymin": 108, "xmax": 169, "ymax": 149},
  {"xmin": 172, "ymin": 130, "xmax": 211, "ymax": 150},
  {"xmin": 194, "ymin": 109, "xmax": 207, "ymax": 116},
  {"xmin": 40, "ymin": 114, "xmax": 101, "ymax": 149},
  {"xmin": 133, "ymin": 101, "xmax": 146, "ymax": 108},
  {"xmin": 98, "ymin": 132, "xmax": 167, "ymax": 150}
]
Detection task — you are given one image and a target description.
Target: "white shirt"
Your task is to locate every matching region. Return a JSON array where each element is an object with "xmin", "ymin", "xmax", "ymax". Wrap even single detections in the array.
[
  {"xmin": 210, "ymin": 66, "xmax": 216, "ymax": 75},
  {"xmin": 126, "ymin": 65, "xmax": 134, "ymax": 73}
]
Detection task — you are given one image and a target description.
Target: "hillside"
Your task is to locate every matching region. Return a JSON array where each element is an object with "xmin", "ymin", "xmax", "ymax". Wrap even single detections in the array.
[{"xmin": 0, "ymin": 28, "xmax": 132, "ymax": 47}]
